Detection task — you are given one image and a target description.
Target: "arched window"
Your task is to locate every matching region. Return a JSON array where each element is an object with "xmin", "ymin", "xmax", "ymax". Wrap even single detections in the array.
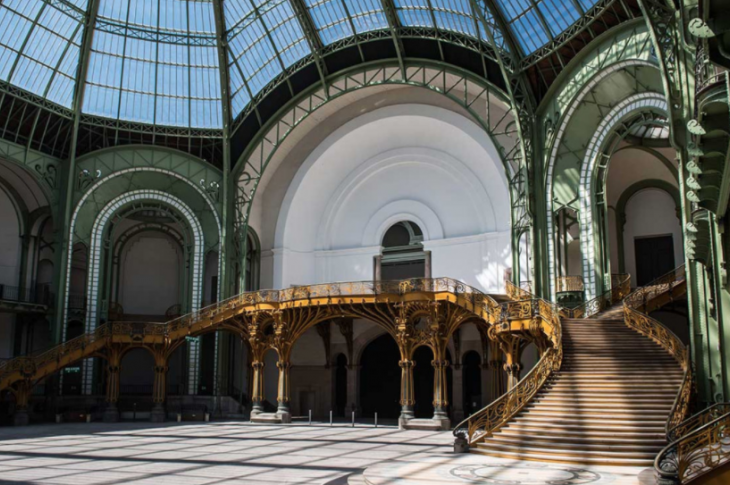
[{"xmin": 377, "ymin": 221, "xmax": 430, "ymax": 280}]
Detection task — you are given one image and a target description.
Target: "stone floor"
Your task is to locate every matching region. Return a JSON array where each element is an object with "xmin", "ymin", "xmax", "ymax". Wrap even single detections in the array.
[{"xmin": 0, "ymin": 422, "xmax": 657, "ymax": 485}]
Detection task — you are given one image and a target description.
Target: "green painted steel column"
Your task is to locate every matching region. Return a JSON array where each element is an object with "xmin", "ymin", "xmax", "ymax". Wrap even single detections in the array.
[{"xmin": 52, "ymin": 0, "xmax": 100, "ymax": 344}]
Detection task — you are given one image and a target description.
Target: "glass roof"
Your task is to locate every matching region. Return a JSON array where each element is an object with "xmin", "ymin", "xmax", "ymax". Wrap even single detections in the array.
[{"xmin": 0, "ymin": 0, "xmax": 601, "ymax": 130}]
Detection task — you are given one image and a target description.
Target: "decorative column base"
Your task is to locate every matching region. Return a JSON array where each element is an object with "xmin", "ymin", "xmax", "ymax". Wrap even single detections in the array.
[
  {"xmin": 103, "ymin": 403, "xmax": 120, "ymax": 423},
  {"xmin": 150, "ymin": 403, "xmax": 166, "ymax": 423},
  {"xmin": 398, "ymin": 405, "xmax": 414, "ymax": 429},
  {"xmin": 251, "ymin": 401, "xmax": 264, "ymax": 416},
  {"xmin": 432, "ymin": 406, "xmax": 451, "ymax": 430},
  {"xmin": 13, "ymin": 409, "xmax": 29, "ymax": 427},
  {"xmin": 276, "ymin": 402, "xmax": 291, "ymax": 423}
]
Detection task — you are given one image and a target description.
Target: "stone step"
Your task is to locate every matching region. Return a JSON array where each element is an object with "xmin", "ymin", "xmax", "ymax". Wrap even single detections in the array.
[
  {"xmin": 250, "ymin": 412, "xmax": 283, "ymax": 424},
  {"xmin": 498, "ymin": 425, "xmax": 667, "ymax": 441},
  {"xmin": 530, "ymin": 399, "xmax": 673, "ymax": 410},
  {"xmin": 512, "ymin": 416, "xmax": 666, "ymax": 430},
  {"xmin": 523, "ymin": 408, "xmax": 669, "ymax": 420},
  {"xmin": 478, "ymin": 440, "xmax": 660, "ymax": 459},
  {"xmin": 471, "ymin": 446, "xmax": 655, "ymax": 467}
]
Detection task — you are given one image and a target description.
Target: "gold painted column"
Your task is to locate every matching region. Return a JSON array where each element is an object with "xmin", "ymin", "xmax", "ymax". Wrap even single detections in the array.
[
  {"xmin": 398, "ymin": 359, "xmax": 415, "ymax": 423},
  {"xmin": 432, "ymin": 359, "xmax": 450, "ymax": 425},
  {"xmin": 276, "ymin": 360, "xmax": 292, "ymax": 422},
  {"xmin": 504, "ymin": 363, "xmax": 522, "ymax": 390},
  {"xmin": 12, "ymin": 380, "xmax": 32, "ymax": 426},
  {"xmin": 251, "ymin": 361, "xmax": 265, "ymax": 415},
  {"xmin": 103, "ymin": 349, "xmax": 121, "ymax": 422},
  {"xmin": 150, "ymin": 352, "xmax": 168, "ymax": 423}
]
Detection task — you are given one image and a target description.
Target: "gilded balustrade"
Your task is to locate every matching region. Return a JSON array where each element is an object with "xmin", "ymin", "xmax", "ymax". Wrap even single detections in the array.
[
  {"xmin": 452, "ymin": 298, "xmax": 562, "ymax": 448},
  {"xmin": 559, "ymin": 273, "xmax": 630, "ymax": 318},
  {"xmin": 0, "ymin": 278, "xmax": 507, "ymax": 398},
  {"xmin": 655, "ymin": 406, "xmax": 730, "ymax": 485},
  {"xmin": 556, "ymin": 275, "xmax": 584, "ymax": 293}
]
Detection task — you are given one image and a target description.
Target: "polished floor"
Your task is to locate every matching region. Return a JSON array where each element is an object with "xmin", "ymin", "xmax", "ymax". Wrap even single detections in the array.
[{"xmin": 0, "ymin": 421, "xmax": 656, "ymax": 485}]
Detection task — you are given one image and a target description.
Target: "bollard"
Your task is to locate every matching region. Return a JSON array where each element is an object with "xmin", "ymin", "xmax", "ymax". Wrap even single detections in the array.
[
  {"xmin": 375, "ymin": 412, "xmax": 378, "ymax": 428},
  {"xmin": 86, "ymin": 414, "xmax": 91, "ymax": 423},
  {"xmin": 352, "ymin": 411, "xmax": 355, "ymax": 427},
  {"xmin": 133, "ymin": 403, "xmax": 137, "ymax": 421},
  {"xmin": 177, "ymin": 413, "xmax": 182, "ymax": 423},
  {"xmin": 330, "ymin": 410, "xmax": 333, "ymax": 426},
  {"xmin": 205, "ymin": 413, "xmax": 210, "ymax": 422},
  {"xmin": 309, "ymin": 410, "xmax": 312, "ymax": 425},
  {"xmin": 55, "ymin": 414, "xmax": 62, "ymax": 424}
]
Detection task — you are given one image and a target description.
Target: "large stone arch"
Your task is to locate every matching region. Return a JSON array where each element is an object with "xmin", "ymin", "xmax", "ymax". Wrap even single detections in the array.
[
  {"xmin": 234, "ymin": 62, "xmax": 523, "ymax": 289},
  {"xmin": 66, "ymin": 190, "xmax": 205, "ymax": 396},
  {"xmin": 539, "ymin": 22, "xmax": 663, "ymax": 300},
  {"xmin": 578, "ymin": 93, "xmax": 668, "ymax": 298},
  {"xmin": 269, "ymin": 104, "xmax": 511, "ymax": 290}
]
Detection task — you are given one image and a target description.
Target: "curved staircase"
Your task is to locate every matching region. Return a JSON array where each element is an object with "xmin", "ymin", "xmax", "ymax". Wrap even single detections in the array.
[{"xmin": 472, "ymin": 314, "xmax": 683, "ymax": 466}]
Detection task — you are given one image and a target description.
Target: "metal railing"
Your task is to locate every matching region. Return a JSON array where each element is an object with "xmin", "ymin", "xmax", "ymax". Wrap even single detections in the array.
[
  {"xmin": 0, "ymin": 284, "xmax": 52, "ymax": 306},
  {"xmin": 0, "ymin": 278, "xmax": 504, "ymax": 390},
  {"xmin": 560, "ymin": 273, "xmax": 630, "ymax": 318},
  {"xmin": 556, "ymin": 275, "xmax": 584, "ymax": 293},
  {"xmin": 655, "ymin": 404, "xmax": 730, "ymax": 484},
  {"xmin": 623, "ymin": 265, "xmax": 691, "ymax": 437},
  {"xmin": 452, "ymin": 298, "xmax": 562, "ymax": 446}
]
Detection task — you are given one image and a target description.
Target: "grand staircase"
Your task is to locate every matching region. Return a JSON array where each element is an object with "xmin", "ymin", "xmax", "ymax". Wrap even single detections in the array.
[{"xmin": 473, "ymin": 314, "xmax": 683, "ymax": 466}]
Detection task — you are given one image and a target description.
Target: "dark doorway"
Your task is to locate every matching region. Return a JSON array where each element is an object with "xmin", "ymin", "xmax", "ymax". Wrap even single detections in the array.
[
  {"xmin": 635, "ymin": 235, "xmax": 674, "ymax": 286},
  {"xmin": 462, "ymin": 351, "xmax": 482, "ymax": 416},
  {"xmin": 62, "ymin": 321, "xmax": 84, "ymax": 395},
  {"xmin": 335, "ymin": 353, "xmax": 347, "ymax": 416},
  {"xmin": 412, "ymin": 346, "xmax": 453, "ymax": 419},
  {"xmin": 360, "ymin": 334, "xmax": 400, "ymax": 419},
  {"xmin": 413, "ymin": 346, "xmax": 434, "ymax": 418}
]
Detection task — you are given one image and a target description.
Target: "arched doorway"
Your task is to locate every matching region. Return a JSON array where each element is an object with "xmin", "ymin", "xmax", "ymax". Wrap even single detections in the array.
[
  {"xmin": 360, "ymin": 334, "xmax": 400, "ymax": 419},
  {"xmin": 412, "ymin": 345, "xmax": 453, "ymax": 419},
  {"xmin": 334, "ymin": 353, "xmax": 347, "ymax": 417},
  {"xmin": 462, "ymin": 350, "xmax": 482, "ymax": 416}
]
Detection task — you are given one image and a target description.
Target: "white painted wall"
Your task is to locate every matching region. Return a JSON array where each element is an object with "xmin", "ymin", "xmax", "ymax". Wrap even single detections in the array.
[
  {"xmin": 606, "ymin": 146, "xmax": 680, "ymax": 282},
  {"xmin": 118, "ymin": 233, "xmax": 182, "ymax": 315},
  {"xmin": 268, "ymin": 104, "xmax": 511, "ymax": 292},
  {"xmin": 0, "ymin": 188, "xmax": 20, "ymax": 287},
  {"xmin": 623, "ymin": 188, "xmax": 683, "ymax": 281}
]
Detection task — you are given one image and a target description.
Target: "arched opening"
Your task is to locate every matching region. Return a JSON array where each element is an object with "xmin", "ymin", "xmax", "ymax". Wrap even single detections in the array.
[
  {"xmin": 378, "ymin": 221, "xmax": 428, "ymax": 280},
  {"xmin": 413, "ymin": 346, "xmax": 434, "ymax": 419},
  {"xmin": 553, "ymin": 206, "xmax": 584, "ymax": 307},
  {"xmin": 262, "ymin": 348, "xmax": 279, "ymax": 412},
  {"xmin": 117, "ymin": 229, "xmax": 182, "ymax": 319},
  {"xmin": 334, "ymin": 353, "xmax": 347, "ymax": 417},
  {"xmin": 412, "ymin": 345, "xmax": 453, "ymax": 419},
  {"xmin": 462, "ymin": 350, "xmax": 482, "ymax": 416},
  {"xmin": 625, "ymin": 190, "xmax": 681, "ymax": 285},
  {"xmin": 360, "ymin": 334, "xmax": 400, "ymax": 419}
]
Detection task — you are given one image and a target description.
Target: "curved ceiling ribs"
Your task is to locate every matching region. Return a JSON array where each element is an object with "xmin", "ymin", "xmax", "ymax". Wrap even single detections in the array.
[{"xmin": 0, "ymin": 0, "xmax": 640, "ymax": 168}]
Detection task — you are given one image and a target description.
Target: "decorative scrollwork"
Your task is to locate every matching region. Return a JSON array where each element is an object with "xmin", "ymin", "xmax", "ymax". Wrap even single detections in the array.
[{"xmin": 453, "ymin": 298, "xmax": 562, "ymax": 445}]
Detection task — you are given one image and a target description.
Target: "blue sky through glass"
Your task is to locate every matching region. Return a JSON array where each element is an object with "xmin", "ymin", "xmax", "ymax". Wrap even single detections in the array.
[{"xmin": 0, "ymin": 0, "xmax": 602, "ymax": 126}]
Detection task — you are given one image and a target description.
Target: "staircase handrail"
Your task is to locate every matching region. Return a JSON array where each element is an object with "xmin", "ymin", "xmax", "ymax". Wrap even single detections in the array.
[
  {"xmin": 0, "ymin": 277, "xmax": 502, "ymax": 389},
  {"xmin": 505, "ymin": 279, "xmax": 533, "ymax": 301},
  {"xmin": 666, "ymin": 403, "xmax": 730, "ymax": 443},
  {"xmin": 556, "ymin": 275, "xmax": 584, "ymax": 293},
  {"xmin": 560, "ymin": 273, "xmax": 631, "ymax": 318},
  {"xmin": 453, "ymin": 298, "xmax": 562, "ymax": 447},
  {"xmin": 621, "ymin": 266, "xmax": 692, "ymax": 437},
  {"xmin": 654, "ymin": 406, "xmax": 730, "ymax": 485}
]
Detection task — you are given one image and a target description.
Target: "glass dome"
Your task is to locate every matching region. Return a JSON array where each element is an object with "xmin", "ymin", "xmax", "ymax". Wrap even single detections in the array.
[{"xmin": 0, "ymin": 0, "xmax": 602, "ymax": 130}]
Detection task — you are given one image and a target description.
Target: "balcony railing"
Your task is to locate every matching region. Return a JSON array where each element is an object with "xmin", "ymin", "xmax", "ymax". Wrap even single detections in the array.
[{"xmin": 0, "ymin": 284, "xmax": 52, "ymax": 306}]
